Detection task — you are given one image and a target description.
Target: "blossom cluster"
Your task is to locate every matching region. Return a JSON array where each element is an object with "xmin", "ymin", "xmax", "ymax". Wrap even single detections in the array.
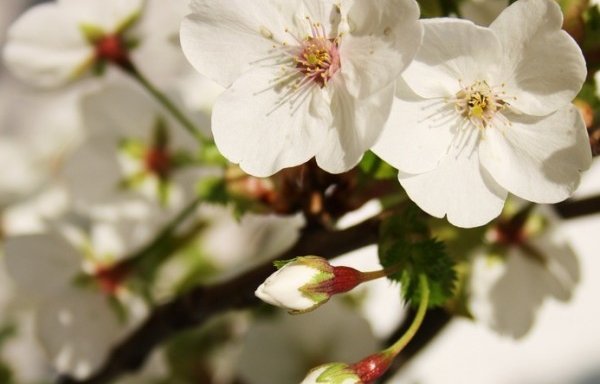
[
  {"xmin": 0, "ymin": 0, "xmax": 596, "ymax": 383},
  {"xmin": 180, "ymin": 0, "xmax": 592, "ymax": 228}
]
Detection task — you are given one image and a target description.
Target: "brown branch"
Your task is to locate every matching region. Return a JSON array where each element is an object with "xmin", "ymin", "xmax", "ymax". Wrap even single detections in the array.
[
  {"xmin": 554, "ymin": 194, "xmax": 600, "ymax": 219},
  {"xmin": 56, "ymin": 214, "xmax": 384, "ymax": 384}
]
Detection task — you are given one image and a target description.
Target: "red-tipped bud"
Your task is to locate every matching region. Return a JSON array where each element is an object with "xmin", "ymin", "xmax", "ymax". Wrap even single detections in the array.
[
  {"xmin": 351, "ymin": 352, "xmax": 394, "ymax": 383},
  {"xmin": 95, "ymin": 34, "xmax": 130, "ymax": 67},
  {"xmin": 94, "ymin": 262, "xmax": 131, "ymax": 295},
  {"xmin": 255, "ymin": 256, "xmax": 365, "ymax": 314}
]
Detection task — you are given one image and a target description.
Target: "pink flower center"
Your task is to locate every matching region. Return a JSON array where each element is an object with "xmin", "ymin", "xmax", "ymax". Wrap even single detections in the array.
[{"xmin": 295, "ymin": 35, "xmax": 340, "ymax": 87}]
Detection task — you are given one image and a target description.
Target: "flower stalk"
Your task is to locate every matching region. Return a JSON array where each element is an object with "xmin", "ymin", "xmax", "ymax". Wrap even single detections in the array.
[
  {"xmin": 125, "ymin": 65, "xmax": 208, "ymax": 145},
  {"xmin": 301, "ymin": 274, "xmax": 430, "ymax": 383}
]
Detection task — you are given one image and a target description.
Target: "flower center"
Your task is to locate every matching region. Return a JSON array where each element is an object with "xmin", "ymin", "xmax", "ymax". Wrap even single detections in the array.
[
  {"xmin": 295, "ymin": 35, "xmax": 340, "ymax": 87},
  {"xmin": 144, "ymin": 146, "xmax": 171, "ymax": 180},
  {"xmin": 95, "ymin": 34, "xmax": 130, "ymax": 67},
  {"xmin": 454, "ymin": 80, "xmax": 509, "ymax": 130}
]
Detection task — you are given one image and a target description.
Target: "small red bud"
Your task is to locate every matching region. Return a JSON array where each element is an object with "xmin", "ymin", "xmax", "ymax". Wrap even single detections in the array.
[
  {"xmin": 330, "ymin": 266, "xmax": 363, "ymax": 294},
  {"xmin": 351, "ymin": 352, "xmax": 393, "ymax": 383},
  {"xmin": 144, "ymin": 147, "xmax": 171, "ymax": 179},
  {"xmin": 95, "ymin": 34, "xmax": 130, "ymax": 67},
  {"xmin": 94, "ymin": 263, "xmax": 131, "ymax": 295}
]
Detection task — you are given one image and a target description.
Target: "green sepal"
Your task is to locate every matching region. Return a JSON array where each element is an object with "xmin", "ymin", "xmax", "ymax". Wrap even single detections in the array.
[
  {"xmin": 107, "ymin": 294, "xmax": 128, "ymax": 324},
  {"xmin": 119, "ymin": 138, "xmax": 146, "ymax": 159},
  {"xmin": 119, "ymin": 172, "xmax": 146, "ymax": 190},
  {"xmin": 92, "ymin": 59, "xmax": 107, "ymax": 76},
  {"xmin": 316, "ymin": 362, "xmax": 360, "ymax": 383},
  {"xmin": 157, "ymin": 180, "xmax": 171, "ymax": 207},
  {"xmin": 115, "ymin": 10, "xmax": 141, "ymax": 34},
  {"xmin": 79, "ymin": 23, "xmax": 106, "ymax": 44},
  {"xmin": 273, "ymin": 258, "xmax": 296, "ymax": 269}
]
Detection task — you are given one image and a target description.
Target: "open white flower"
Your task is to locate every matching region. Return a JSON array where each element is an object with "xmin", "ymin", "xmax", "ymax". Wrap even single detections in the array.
[
  {"xmin": 373, "ymin": 0, "xmax": 592, "ymax": 227},
  {"xmin": 180, "ymin": 0, "xmax": 422, "ymax": 176},
  {"xmin": 62, "ymin": 83, "xmax": 207, "ymax": 209}
]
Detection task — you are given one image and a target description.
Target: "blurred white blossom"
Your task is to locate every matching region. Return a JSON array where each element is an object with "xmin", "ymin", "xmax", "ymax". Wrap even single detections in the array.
[
  {"xmin": 469, "ymin": 207, "xmax": 580, "ymax": 338},
  {"xmin": 3, "ymin": 215, "xmax": 151, "ymax": 379},
  {"xmin": 237, "ymin": 300, "xmax": 376, "ymax": 384}
]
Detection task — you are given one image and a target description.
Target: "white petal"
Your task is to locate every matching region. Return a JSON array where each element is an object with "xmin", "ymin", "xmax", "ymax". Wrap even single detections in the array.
[
  {"xmin": 402, "ymin": 18, "xmax": 503, "ymax": 99},
  {"xmin": 35, "ymin": 288, "xmax": 122, "ymax": 379},
  {"xmin": 470, "ymin": 232, "xmax": 579, "ymax": 339},
  {"xmin": 180, "ymin": 0, "xmax": 302, "ymax": 87},
  {"xmin": 479, "ymin": 105, "xmax": 592, "ymax": 204},
  {"xmin": 315, "ymin": 80, "xmax": 394, "ymax": 173},
  {"xmin": 59, "ymin": 0, "xmax": 144, "ymax": 32},
  {"xmin": 61, "ymin": 141, "xmax": 124, "ymax": 207},
  {"xmin": 211, "ymin": 66, "xmax": 326, "ymax": 177},
  {"xmin": 459, "ymin": 0, "xmax": 508, "ymax": 27},
  {"xmin": 201, "ymin": 208, "xmax": 304, "ymax": 270},
  {"xmin": 340, "ymin": 0, "xmax": 422, "ymax": 98},
  {"xmin": 3, "ymin": 233, "xmax": 80, "ymax": 299},
  {"xmin": 255, "ymin": 265, "xmax": 319, "ymax": 311},
  {"xmin": 490, "ymin": 0, "xmax": 586, "ymax": 116},
  {"xmin": 3, "ymin": 3, "xmax": 93, "ymax": 87},
  {"xmin": 372, "ymin": 78, "xmax": 457, "ymax": 174},
  {"xmin": 399, "ymin": 130, "xmax": 507, "ymax": 228},
  {"xmin": 81, "ymin": 84, "xmax": 159, "ymax": 141}
]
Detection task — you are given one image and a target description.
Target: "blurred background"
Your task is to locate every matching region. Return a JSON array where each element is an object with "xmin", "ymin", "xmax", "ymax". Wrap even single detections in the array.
[{"xmin": 1, "ymin": 0, "xmax": 600, "ymax": 383}]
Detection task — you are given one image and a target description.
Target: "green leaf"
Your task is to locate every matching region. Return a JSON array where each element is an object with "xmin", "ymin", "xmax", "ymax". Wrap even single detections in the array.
[
  {"xmin": 378, "ymin": 209, "xmax": 457, "ymax": 307},
  {"xmin": 195, "ymin": 177, "xmax": 257, "ymax": 219},
  {"xmin": 198, "ymin": 141, "xmax": 229, "ymax": 166},
  {"xmin": 359, "ymin": 151, "xmax": 397, "ymax": 180}
]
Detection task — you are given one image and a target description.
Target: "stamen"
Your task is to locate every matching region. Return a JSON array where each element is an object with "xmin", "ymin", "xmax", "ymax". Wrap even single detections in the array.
[{"xmin": 453, "ymin": 80, "xmax": 511, "ymax": 131}]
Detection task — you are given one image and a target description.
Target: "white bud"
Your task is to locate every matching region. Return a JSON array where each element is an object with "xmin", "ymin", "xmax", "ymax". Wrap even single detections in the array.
[
  {"xmin": 301, "ymin": 364, "xmax": 361, "ymax": 384},
  {"xmin": 255, "ymin": 257, "xmax": 333, "ymax": 313}
]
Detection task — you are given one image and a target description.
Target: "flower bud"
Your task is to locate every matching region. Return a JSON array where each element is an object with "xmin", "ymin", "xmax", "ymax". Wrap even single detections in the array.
[
  {"xmin": 301, "ymin": 363, "xmax": 361, "ymax": 384},
  {"xmin": 301, "ymin": 351, "xmax": 395, "ymax": 384},
  {"xmin": 255, "ymin": 256, "xmax": 364, "ymax": 313}
]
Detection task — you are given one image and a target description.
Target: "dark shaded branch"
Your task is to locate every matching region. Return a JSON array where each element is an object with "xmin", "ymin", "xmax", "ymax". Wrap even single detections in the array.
[
  {"xmin": 57, "ymin": 214, "xmax": 383, "ymax": 384},
  {"xmin": 554, "ymin": 194, "xmax": 600, "ymax": 219}
]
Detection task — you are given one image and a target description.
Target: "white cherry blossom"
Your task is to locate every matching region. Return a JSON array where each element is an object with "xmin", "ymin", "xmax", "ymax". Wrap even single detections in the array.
[
  {"xmin": 3, "ymin": 0, "xmax": 189, "ymax": 88},
  {"xmin": 469, "ymin": 206, "xmax": 579, "ymax": 338},
  {"xmin": 180, "ymin": 0, "xmax": 423, "ymax": 176},
  {"xmin": 2, "ymin": 215, "xmax": 153, "ymax": 378},
  {"xmin": 373, "ymin": 0, "xmax": 592, "ymax": 227},
  {"xmin": 62, "ymin": 83, "xmax": 207, "ymax": 209},
  {"xmin": 3, "ymin": 0, "xmax": 143, "ymax": 87}
]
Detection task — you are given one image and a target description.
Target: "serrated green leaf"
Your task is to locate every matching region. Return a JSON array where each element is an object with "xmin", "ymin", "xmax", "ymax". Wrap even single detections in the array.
[{"xmin": 378, "ymin": 210, "xmax": 457, "ymax": 307}]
